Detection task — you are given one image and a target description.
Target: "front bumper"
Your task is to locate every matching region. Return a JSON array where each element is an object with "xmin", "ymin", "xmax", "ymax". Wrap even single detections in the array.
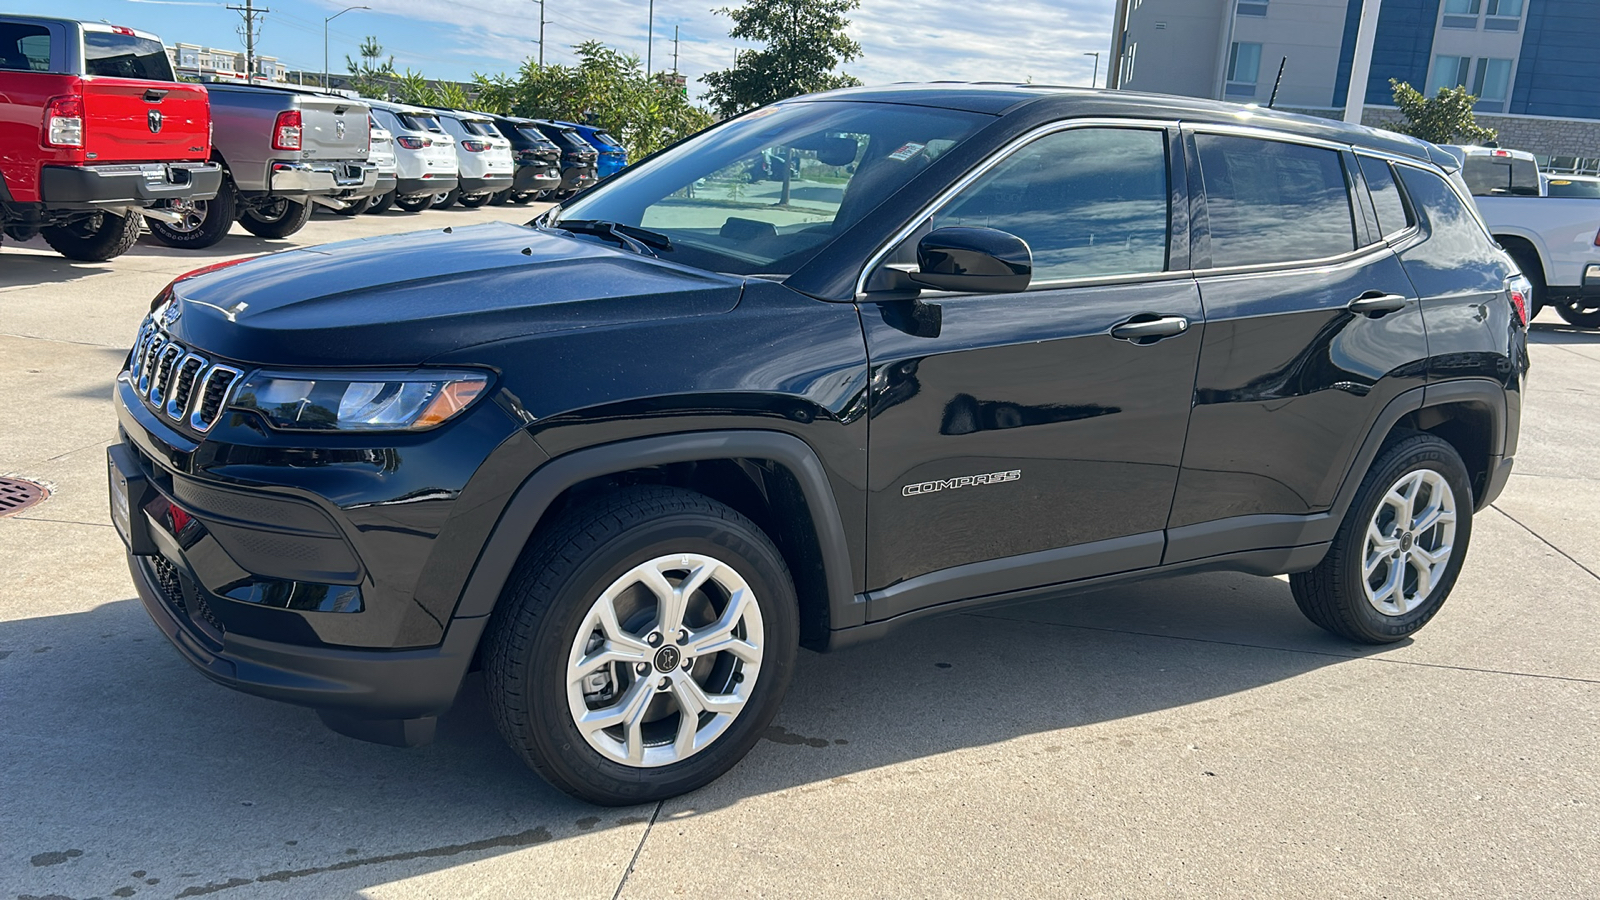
[
  {"xmin": 269, "ymin": 160, "xmax": 379, "ymax": 196},
  {"xmin": 40, "ymin": 161, "xmax": 223, "ymax": 208},
  {"xmin": 458, "ymin": 173, "xmax": 513, "ymax": 194}
]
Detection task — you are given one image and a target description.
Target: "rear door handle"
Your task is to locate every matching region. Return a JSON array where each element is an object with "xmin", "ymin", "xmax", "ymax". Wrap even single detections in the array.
[
  {"xmin": 1348, "ymin": 291, "xmax": 1410, "ymax": 316},
  {"xmin": 1111, "ymin": 315, "xmax": 1189, "ymax": 342}
]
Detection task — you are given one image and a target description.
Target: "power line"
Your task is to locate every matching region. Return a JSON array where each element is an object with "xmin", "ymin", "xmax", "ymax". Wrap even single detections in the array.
[{"xmin": 225, "ymin": 0, "xmax": 268, "ymax": 80}]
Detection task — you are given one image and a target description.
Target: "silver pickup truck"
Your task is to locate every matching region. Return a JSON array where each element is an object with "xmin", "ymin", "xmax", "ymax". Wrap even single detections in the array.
[{"xmin": 148, "ymin": 83, "xmax": 377, "ymax": 249}]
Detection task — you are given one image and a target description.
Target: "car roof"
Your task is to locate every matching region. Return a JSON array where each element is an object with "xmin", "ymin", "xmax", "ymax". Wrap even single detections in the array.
[
  {"xmin": 795, "ymin": 83, "xmax": 1454, "ymax": 169},
  {"xmin": 365, "ymin": 99, "xmax": 439, "ymax": 117}
]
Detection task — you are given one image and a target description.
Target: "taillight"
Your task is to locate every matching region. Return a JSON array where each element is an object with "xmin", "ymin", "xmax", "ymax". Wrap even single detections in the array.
[
  {"xmin": 1507, "ymin": 273, "xmax": 1532, "ymax": 327},
  {"xmin": 44, "ymin": 95, "xmax": 84, "ymax": 147},
  {"xmin": 1593, "ymin": 226, "xmax": 1600, "ymax": 248},
  {"xmin": 461, "ymin": 140, "xmax": 487, "ymax": 152},
  {"xmin": 272, "ymin": 110, "xmax": 302, "ymax": 151},
  {"xmin": 395, "ymin": 135, "xmax": 427, "ymax": 150}
]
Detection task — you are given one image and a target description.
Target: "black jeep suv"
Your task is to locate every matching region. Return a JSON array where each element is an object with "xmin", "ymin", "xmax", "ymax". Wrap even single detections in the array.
[{"xmin": 110, "ymin": 85, "xmax": 1528, "ymax": 805}]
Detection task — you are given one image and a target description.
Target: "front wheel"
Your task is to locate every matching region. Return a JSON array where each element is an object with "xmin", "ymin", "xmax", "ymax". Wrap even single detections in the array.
[
  {"xmin": 1556, "ymin": 299, "xmax": 1600, "ymax": 329},
  {"xmin": 40, "ymin": 210, "xmax": 143, "ymax": 261},
  {"xmin": 483, "ymin": 486, "xmax": 798, "ymax": 805},
  {"xmin": 1291, "ymin": 434, "xmax": 1473, "ymax": 643},
  {"xmin": 237, "ymin": 198, "xmax": 312, "ymax": 238}
]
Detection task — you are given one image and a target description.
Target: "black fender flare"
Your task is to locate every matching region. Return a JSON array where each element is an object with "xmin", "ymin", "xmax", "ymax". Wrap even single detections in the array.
[{"xmin": 450, "ymin": 430, "xmax": 861, "ymax": 629}]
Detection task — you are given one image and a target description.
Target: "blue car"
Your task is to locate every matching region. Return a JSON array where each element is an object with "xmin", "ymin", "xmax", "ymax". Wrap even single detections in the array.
[{"xmin": 555, "ymin": 121, "xmax": 628, "ymax": 179}]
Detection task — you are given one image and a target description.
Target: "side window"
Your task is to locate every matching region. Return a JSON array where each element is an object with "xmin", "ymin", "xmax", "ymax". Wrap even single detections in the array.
[
  {"xmin": 0, "ymin": 23, "xmax": 51, "ymax": 71},
  {"xmin": 929, "ymin": 127, "xmax": 1170, "ymax": 282},
  {"xmin": 1358, "ymin": 156, "xmax": 1414, "ymax": 238},
  {"xmin": 1195, "ymin": 134, "xmax": 1356, "ymax": 267},
  {"xmin": 1394, "ymin": 165, "xmax": 1490, "ymax": 260}
]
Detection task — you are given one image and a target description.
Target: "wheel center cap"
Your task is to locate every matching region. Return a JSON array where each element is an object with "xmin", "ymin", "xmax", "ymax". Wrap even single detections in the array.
[
  {"xmin": 654, "ymin": 646, "xmax": 681, "ymax": 672},
  {"xmin": 1400, "ymin": 532, "xmax": 1414, "ymax": 551}
]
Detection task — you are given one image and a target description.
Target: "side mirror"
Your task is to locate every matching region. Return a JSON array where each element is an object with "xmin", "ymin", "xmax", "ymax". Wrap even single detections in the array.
[{"xmin": 908, "ymin": 227, "xmax": 1032, "ymax": 294}]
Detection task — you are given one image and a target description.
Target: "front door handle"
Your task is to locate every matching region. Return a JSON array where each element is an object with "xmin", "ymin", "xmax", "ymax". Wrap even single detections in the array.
[
  {"xmin": 1111, "ymin": 315, "xmax": 1189, "ymax": 343},
  {"xmin": 1348, "ymin": 291, "xmax": 1410, "ymax": 316}
]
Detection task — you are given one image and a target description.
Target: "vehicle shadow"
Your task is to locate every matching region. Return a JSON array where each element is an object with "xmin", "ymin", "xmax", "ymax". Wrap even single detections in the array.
[
  {"xmin": 1529, "ymin": 321, "xmax": 1600, "ymax": 343},
  {"xmin": 0, "ymin": 570, "xmax": 1388, "ymax": 897}
]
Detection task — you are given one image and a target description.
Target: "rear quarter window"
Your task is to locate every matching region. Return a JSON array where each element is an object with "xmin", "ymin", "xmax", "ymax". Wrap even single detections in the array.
[
  {"xmin": 0, "ymin": 23, "xmax": 51, "ymax": 71},
  {"xmin": 1196, "ymin": 133, "xmax": 1356, "ymax": 268},
  {"xmin": 84, "ymin": 31, "xmax": 174, "ymax": 80},
  {"xmin": 1358, "ymin": 156, "xmax": 1414, "ymax": 239}
]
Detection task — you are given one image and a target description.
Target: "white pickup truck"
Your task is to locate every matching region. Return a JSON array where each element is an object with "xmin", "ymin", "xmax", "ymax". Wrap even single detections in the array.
[{"xmin": 1444, "ymin": 145, "xmax": 1600, "ymax": 327}]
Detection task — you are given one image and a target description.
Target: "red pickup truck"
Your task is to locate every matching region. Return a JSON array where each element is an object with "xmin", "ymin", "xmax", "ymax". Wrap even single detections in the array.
[{"xmin": 0, "ymin": 16, "xmax": 221, "ymax": 261}]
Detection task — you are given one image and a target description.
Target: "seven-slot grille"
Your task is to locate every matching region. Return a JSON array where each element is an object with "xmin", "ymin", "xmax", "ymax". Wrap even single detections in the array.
[{"xmin": 128, "ymin": 316, "xmax": 244, "ymax": 433}]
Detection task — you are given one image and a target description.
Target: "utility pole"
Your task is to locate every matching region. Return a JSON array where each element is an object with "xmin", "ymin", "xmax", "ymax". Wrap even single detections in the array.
[
  {"xmin": 226, "ymin": 0, "xmax": 268, "ymax": 83},
  {"xmin": 672, "ymin": 26, "xmax": 679, "ymax": 74},
  {"xmin": 646, "ymin": 0, "xmax": 654, "ymax": 74},
  {"xmin": 1344, "ymin": 0, "xmax": 1382, "ymax": 124},
  {"xmin": 535, "ymin": 0, "xmax": 545, "ymax": 67},
  {"xmin": 1083, "ymin": 51, "xmax": 1099, "ymax": 88}
]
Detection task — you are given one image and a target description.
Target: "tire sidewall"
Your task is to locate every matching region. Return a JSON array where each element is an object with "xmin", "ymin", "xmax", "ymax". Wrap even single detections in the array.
[
  {"xmin": 147, "ymin": 186, "xmax": 236, "ymax": 249},
  {"xmin": 1339, "ymin": 438, "xmax": 1475, "ymax": 641},
  {"xmin": 516, "ymin": 514, "xmax": 798, "ymax": 805}
]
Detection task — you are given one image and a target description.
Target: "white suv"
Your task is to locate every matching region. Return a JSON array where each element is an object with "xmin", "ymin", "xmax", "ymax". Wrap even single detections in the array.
[
  {"xmin": 432, "ymin": 109, "xmax": 515, "ymax": 208},
  {"xmin": 367, "ymin": 100, "xmax": 459, "ymax": 213}
]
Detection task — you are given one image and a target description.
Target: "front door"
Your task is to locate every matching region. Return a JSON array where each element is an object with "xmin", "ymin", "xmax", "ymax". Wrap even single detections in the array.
[{"xmin": 860, "ymin": 124, "xmax": 1203, "ymax": 620}]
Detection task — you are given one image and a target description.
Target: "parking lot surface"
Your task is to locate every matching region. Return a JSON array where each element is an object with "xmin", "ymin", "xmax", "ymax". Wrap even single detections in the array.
[{"xmin": 2, "ymin": 207, "xmax": 1597, "ymax": 899}]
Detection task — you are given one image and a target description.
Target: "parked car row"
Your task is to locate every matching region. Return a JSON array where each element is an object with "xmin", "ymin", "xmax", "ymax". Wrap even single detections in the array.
[{"xmin": 0, "ymin": 14, "xmax": 630, "ymax": 262}]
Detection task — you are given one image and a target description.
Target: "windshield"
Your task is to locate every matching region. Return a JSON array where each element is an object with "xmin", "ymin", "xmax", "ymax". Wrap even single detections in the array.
[
  {"xmin": 1461, "ymin": 154, "xmax": 1540, "ymax": 196},
  {"xmin": 464, "ymin": 119, "xmax": 500, "ymax": 137},
  {"xmin": 1545, "ymin": 177, "xmax": 1600, "ymax": 199},
  {"xmin": 555, "ymin": 100, "xmax": 988, "ymax": 276},
  {"xmin": 85, "ymin": 31, "xmax": 174, "ymax": 80}
]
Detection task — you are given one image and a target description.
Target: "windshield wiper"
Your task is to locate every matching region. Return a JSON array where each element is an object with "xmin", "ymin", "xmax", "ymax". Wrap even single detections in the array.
[{"xmin": 549, "ymin": 219, "xmax": 673, "ymax": 256}]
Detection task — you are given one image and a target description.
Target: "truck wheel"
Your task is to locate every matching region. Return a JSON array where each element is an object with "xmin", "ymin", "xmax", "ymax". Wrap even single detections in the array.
[
  {"xmin": 393, "ymin": 193, "xmax": 432, "ymax": 212},
  {"xmin": 41, "ymin": 210, "xmax": 144, "ymax": 261},
  {"xmin": 483, "ymin": 486, "xmax": 798, "ymax": 806},
  {"xmin": 366, "ymin": 191, "xmax": 395, "ymax": 214},
  {"xmin": 147, "ymin": 189, "xmax": 237, "ymax": 250},
  {"xmin": 458, "ymin": 192, "xmax": 493, "ymax": 208},
  {"xmin": 1556, "ymin": 300, "xmax": 1600, "ymax": 329},
  {"xmin": 238, "ymin": 198, "xmax": 313, "ymax": 239},
  {"xmin": 432, "ymin": 189, "xmax": 459, "ymax": 210},
  {"xmin": 335, "ymin": 196, "xmax": 374, "ymax": 217},
  {"xmin": 1290, "ymin": 434, "xmax": 1473, "ymax": 644}
]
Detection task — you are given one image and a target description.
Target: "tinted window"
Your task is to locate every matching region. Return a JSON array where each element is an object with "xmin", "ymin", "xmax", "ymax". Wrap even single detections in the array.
[
  {"xmin": 1460, "ymin": 154, "xmax": 1539, "ymax": 196},
  {"xmin": 464, "ymin": 119, "xmax": 499, "ymax": 137},
  {"xmin": 930, "ymin": 127, "xmax": 1170, "ymax": 281},
  {"xmin": 84, "ymin": 32, "xmax": 174, "ymax": 80},
  {"xmin": 398, "ymin": 113, "xmax": 443, "ymax": 133},
  {"xmin": 1545, "ymin": 178, "xmax": 1600, "ymax": 199},
  {"xmin": 0, "ymin": 23, "xmax": 51, "ymax": 71},
  {"xmin": 1196, "ymin": 134, "xmax": 1356, "ymax": 267},
  {"xmin": 1396, "ymin": 165, "xmax": 1491, "ymax": 262},
  {"xmin": 1358, "ymin": 156, "xmax": 1413, "ymax": 238}
]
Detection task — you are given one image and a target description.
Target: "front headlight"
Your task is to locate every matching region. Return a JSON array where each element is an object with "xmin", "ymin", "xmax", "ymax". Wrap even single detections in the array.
[{"xmin": 230, "ymin": 370, "xmax": 489, "ymax": 432}]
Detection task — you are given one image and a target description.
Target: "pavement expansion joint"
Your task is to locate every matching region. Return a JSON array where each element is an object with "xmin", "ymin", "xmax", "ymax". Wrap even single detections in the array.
[
  {"xmin": 611, "ymin": 801, "xmax": 664, "ymax": 900},
  {"xmin": 1491, "ymin": 503, "xmax": 1600, "ymax": 584}
]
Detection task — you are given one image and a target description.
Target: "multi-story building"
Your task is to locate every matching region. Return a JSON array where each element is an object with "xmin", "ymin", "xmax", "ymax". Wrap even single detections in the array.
[
  {"xmin": 168, "ymin": 43, "xmax": 288, "ymax": 83},
  {"xmin": 1108, "ymin": 0, "xmax": 1600, "ymax": 159}
]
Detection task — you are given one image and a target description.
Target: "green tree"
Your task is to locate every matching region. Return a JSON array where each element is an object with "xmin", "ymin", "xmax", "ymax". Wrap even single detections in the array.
[
  {"xmin": 346, "ymin": 36, "xmax": 395, "ymax": 97},
  {"xmin": 390, "ymin": 69, "xmax": 472, "ymax": 109},
  {"xmin": 1386, "ymin": 79, "xmax": 1498, "ymax": 145},
  {"xmin": 700, "ymin": 0, "xmax": 863, "ymax": 118}
]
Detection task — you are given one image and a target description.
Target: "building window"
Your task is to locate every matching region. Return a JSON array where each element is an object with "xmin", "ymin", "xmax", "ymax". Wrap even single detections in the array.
[
  {"xmin": 1472, "ymin": 57, "xmax": 1512, "ymax": 111},
  {"xmin": 1427, "ymin": 55, "xmax": 1471, "ymax": 94},
  {"xmin": 1121, "ymin": 41, "xmax": 1137, "ymax": 85},
  {"xmin": 1237, "ymin": 0, "xmax": 1269, "ymax": 17},
  {"xmin": 1226, "ymin": 41, "xmax": 1261, "ymax": 98},
  {"xmin": 1443, "ymin": 0, "xmax": 1480, "ymax": 12}
]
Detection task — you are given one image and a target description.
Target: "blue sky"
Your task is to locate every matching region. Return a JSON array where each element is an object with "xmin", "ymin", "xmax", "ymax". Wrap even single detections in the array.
[{"xmin": 50, "ymin": 0, "xmax": 1114, "ymax": 100}]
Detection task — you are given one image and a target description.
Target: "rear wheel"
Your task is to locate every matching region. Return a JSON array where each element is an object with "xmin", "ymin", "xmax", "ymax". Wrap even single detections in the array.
[
  {"xmin": 458, "ymin": 192, "xmax": 492, "ymax": 208},
  {"xmin": 238, "ymin": 198, "xmax": 312, "ymax": 238},
  {"xmin": 1556, "ymin": 299, "xmax": 1600, "ymax": 328},
  {"xmin": 393, "ymin": 193, "xmax": 433, "ymax": 212},
  {"xmin": 432, "ymin": 189, "xmax": 459, "ymax": 210},
  {"xmin": 41, "ymin": 210, "xmax": 143, "ymax": 261},
  {"xmin": 147, "ymin": 188, "xmax": 236, "ymax": 250},
  {"xmin": 335, "ymin": 196, "xmax": 374, "ymax": 216},
  {"xmin": 1291, "ymin": 434, "xmax": 1473, "ymax": 643},
  {"xmin": 366, "ymin": 191, "xmax": 395, "ymax": 214},
  {"xmin": 483, "ymin": 486, "xmax": 798, "ymax": 805},
  {"xmin": 489, "ymin": 189, "xmax": 512, "ymax": 206}
]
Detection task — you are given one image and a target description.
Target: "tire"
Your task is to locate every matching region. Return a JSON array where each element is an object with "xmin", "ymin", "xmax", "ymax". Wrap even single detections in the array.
[
  {"xmin": 147, "ymin": 187, "xmax": 237, "ymax": 250},
  {"xmin": 40, "ymin": 210, "xmax": 143, "ymax": 261},
  {"xmin": 238, "ymin": 198, "xmax": 313, "ymax": 238},
  {"xmin": 1503, "ymin": 245, "xmax": 1545, "ymax": 321},
  {"xmin": 335, "ymin": 196, "xmax": 374, "ymax": 216},
  {"xmin": 1556, "ymin": 300, "xmax": 1600, "ymax": 329},
  {"xmin": 458, "ymin": 192, "xmax": 492, "ymax": 208},
  {"xmin": 1290, "ymin": 433, "xmax": 1474, "ymax": 644},
  {"xmin": 432, "ymin": 189, "xmax": 458, "ymax": 209},
  {"xmin": 393, "ymin": 193, "xmax": 432, "ymax": 212},
  {"xmin": 366, "ymin": 191, "xmax": 395, "ymax": 214},
  {"xmin": 489, "ymin": 189, "xmax": 511, "ymax": 206},
  {"xmin": 483, "ymin": 485, "xmax": 799, "ymax": 806}
]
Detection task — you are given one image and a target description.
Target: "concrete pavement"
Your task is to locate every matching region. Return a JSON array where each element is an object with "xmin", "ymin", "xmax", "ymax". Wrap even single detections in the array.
[{"xmin": 1, "ymin": 209, "xmax": 1595, "ymax": 899}]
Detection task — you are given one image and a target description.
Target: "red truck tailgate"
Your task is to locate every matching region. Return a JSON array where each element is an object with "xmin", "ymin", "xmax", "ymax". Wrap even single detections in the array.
[{"xmin": 81, "ymin": 78, "xmax": 210, "ymax": 164}]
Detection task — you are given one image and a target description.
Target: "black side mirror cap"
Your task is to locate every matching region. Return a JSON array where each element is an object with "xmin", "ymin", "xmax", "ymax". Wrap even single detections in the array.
[{"xmin": 908, "ymin": 226, "xmax": 1032, "ymax": 294}]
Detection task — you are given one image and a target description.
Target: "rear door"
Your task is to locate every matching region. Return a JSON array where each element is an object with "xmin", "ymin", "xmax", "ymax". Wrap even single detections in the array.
[
  {"xmin": 79, "ymin": 27, "xmax": 210, "ymax": 164},
  {"xmin": 1166, "ymin": 130, "xmax": 1429, "ymax": 562},
  {"xmin": 861, "ymin": 123, "xmax": 1203, "ymax": 618}
]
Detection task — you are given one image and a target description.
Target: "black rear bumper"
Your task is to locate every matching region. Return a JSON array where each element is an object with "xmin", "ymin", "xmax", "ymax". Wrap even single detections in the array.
[
  {"xmin": 459, "ymin": 174, "xmax": 513, "ymax": 194},
  {"xmin": 41, "ymin": 161, "xmax": 223, "ymax": 207},
  {"xmin": 513, "ymin": 165, "xmax": 561, "ymax": 193},
  {"xmin": 396, "ymin": 175, "xmax": 458, "ymax": 196}
]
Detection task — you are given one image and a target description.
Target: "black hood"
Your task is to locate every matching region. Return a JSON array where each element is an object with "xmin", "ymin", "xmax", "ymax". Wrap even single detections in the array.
[{"xmin": 165, "ymin": 222, "xmax": 744, "ymax": 368}]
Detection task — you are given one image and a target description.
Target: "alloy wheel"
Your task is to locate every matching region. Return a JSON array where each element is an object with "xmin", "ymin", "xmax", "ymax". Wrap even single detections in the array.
[
  {"xmin": 1362, "ymin": 468, "xmax": 1457, "ymax": 616},
  {"xmin": 565, "ymin": 553, "xmax": 764, "ymax": 768}
]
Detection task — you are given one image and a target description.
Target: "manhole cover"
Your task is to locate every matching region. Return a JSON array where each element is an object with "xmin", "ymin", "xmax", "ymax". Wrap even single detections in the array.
[{"xmin": 0, "ymin": 477, "xmax": 49, "ymax": 518}]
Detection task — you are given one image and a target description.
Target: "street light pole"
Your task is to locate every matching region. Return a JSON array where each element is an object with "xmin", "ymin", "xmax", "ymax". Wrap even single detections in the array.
[
  {"xmin": 646, "ymin": 0, "xmax": 654, "ymax": 74},
  {"xmin": 1083, "ymin": 51, "xmax": 1100, "ymax": 88},
  {"xmin": 324, "ymin": 5, "xmax": 369, "ymax": 90}
]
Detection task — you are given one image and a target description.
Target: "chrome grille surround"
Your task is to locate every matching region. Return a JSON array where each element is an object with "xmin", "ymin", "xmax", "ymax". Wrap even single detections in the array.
[{"xmin": 124, "ymin": 315, "xmax": 245, "ymax": 434}]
